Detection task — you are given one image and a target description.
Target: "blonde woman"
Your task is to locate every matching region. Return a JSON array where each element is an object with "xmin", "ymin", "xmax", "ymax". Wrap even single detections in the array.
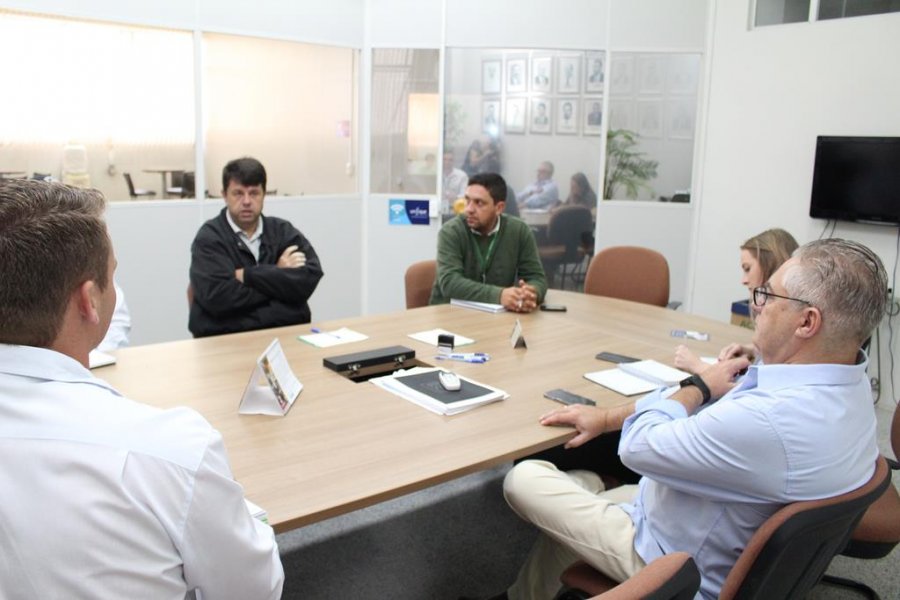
[{"xmin": 676, "ymin": 228, "xmax": 798, "ymax": 373}]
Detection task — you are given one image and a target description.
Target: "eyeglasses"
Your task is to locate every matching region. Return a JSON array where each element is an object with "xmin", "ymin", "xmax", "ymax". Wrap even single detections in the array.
[{"xmin": 751, "ymin": 286, "xmax": 811, "ymax": 308}]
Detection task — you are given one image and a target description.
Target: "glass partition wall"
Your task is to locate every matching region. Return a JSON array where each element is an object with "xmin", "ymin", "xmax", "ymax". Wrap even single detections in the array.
[
  {"xmin": 0, "ymin": 9, "xmax": 358, "ymax": 202},
  {"xmin": 0, "ymin": 10, "xmax": 195, "ymax": 201},
  {"xmin": 442, "ymin": 47, "xmax": 700, "ymax": 206},
  {"xmin": 369, "ymin": 49, "xmax": 441, "ymax": 195}
]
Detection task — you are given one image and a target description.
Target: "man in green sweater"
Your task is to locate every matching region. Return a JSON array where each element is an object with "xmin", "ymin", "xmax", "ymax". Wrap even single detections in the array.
[{"xmin": 430, "ymin": 172, "xmax": 547, "ymax": 312}]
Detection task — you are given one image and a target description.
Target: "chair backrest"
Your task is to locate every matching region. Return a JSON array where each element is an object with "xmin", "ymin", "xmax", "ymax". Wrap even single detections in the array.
[
  {"xmin": 123, "ymin": 173, "xmax": 137, "ymax": 197},
  {"xmin": 182, "ymin": 171, "xmax": 196, "ymax": 198},
  {"xmin": 170, "ymin": 170, "xmax": 185, "ymax": 187},
  {"xmin": 404, "ymin": 260, "xmax": 437, "ymax": 309},
  {"xmin": 720, "ymin": 455, "xmax": 891, "ymax": 600},
  {"xmin": 561, "ymin": 553, "xmax": 700, "ymax": 600},
  {"xmin": 547, "ymin": 206, "xmax": 593, "ymax": 260},
  {"xmin": 892, "ymin": 402, "xmax": 900, "ymax": 460},
  {"xmin": 187, "ymin": 283, "xmax": 194, "ymax": 307},
  {"xmin": 584, "ymin": 246, "xmax": 669, "ymax": 307}
]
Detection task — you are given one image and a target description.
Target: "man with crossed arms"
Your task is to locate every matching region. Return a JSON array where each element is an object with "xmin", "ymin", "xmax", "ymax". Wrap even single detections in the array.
[{"xmin": 189, "ymin": 156, "xmax": 324, "ymax": 337}]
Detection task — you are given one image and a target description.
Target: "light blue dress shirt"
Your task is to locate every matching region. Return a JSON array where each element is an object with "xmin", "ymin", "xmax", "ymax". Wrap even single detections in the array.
[
  {"xmin": 518, "ymin": 179, "xmax": 559, "ymax": 209},
  {"xmin": 619, "ymin": 358, "xmax": 878, "ymax": 599}
]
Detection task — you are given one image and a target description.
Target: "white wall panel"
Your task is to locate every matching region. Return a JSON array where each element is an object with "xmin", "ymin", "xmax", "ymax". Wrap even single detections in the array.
[
  {"xmin": 367, "ymin": 0, "xmax": 442, "ymax": 47},
  {"xmin": 197, "ymin": 0, "xmax": 363, "ymax": 47},
  {"xmin": 596, "ymin": 202, "xmax": 693, "ymax": 304},
  {"xmin": 609, "ymin": 0, "xmax": 708, "ymax": 50},
  {"xmin": 364, "ymin": 196, "xmax": 440, "ymax": 315},
  {"xmin": 446, "ymin": 0, "xmax": 609, "ymax": 49}
]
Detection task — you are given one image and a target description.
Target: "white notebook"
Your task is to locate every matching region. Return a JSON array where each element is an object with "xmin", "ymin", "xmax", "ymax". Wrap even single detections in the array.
[
  {"xmin": 618, "ymin": 360, "xmax": 690, "ymax": 387},
  {"xmin": 450, "ymin": 299, "xmax": 506, "ymax": 313},
  {"xmin": 584, "ymin": 369, "xmax": 658, "ymax": 396}
]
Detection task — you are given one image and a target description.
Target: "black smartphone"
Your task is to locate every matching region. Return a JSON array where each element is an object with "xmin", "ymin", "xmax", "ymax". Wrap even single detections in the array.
[
  {"xmin": 544, "ymin": 388, "xmax": 596, "ymax": 406},
  {"xmin": 595, "ymin": 351, "xmax": 640, "ymax": 364},
  {"xmin": 540, "ymin": 304, "xmax": 567, "ymax": 312}
]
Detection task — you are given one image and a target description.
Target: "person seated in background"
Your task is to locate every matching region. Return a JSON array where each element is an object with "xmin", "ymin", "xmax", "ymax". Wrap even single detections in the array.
[
  {"xmin": 442, "ymin": 150, "xmax": 468, "ymax": 214},
  {"xmin": 462, "ymin": 135, "xmax": 501, "ymax": 176},
  {"xmin": 562, "ymin": 172, "xmax": 597, "ymax": 209},
  {"xmin": 469, "ymin": 238, "xmax": 884, "ymax": 600},
  {"xmin": 675, "ymin": 227, "xmax": 798, "ymax": 374},
  {"xmin": 518, "ymin": 161, "xmax": 560, "ymax": 209},
  {"xmin": 0, "ymin": 179, "xmax": 284, "ymax": 599},
  {"xmin": 430, "ymin": 172, "xmax": 546, "ymax": 312},
  {"xmin": 189, "ymin": 157, "xmax": 324, "ymax": 337}
]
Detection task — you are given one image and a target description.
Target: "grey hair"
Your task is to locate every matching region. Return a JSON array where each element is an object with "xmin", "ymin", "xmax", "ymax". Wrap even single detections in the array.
[{"xmin": 783, "ymin": 239, "xmax": 887, "ymax": 346}]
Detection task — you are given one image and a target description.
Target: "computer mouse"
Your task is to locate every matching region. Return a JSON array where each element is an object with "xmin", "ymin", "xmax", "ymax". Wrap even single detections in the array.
[{"xmin": 438, "ymin": 370, "xmax": 461, "ymax": 391}]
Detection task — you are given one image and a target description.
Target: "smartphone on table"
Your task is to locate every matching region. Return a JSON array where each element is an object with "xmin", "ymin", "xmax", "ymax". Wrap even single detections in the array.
[{"xmin": 544, "ymin": 388, "xmax": 596, "ymax": 406}]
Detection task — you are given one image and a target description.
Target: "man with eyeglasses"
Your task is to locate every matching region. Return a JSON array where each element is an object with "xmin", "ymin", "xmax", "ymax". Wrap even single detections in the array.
[
  {"xmin": 189, "ymin": 157, "xmax": 324, "ymax": 337},
  {"xmin": 473, "ymin": 239, "xmax": 885, "ymax": 600},
  {"xmin": 518, "ymin": 161, "xmax": 559, "ymax": 209}
]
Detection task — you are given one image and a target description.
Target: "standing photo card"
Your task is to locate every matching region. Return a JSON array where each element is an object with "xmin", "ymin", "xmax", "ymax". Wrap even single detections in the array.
[{"xmin": 239, "ymin": 338, "xmax": 303, "ymax": 416}]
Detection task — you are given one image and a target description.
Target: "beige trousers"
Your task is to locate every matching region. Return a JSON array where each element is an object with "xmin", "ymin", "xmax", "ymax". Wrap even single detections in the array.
[{"xmin": 503, "ymin": 460, "xmax": 646, "ymax": 600}]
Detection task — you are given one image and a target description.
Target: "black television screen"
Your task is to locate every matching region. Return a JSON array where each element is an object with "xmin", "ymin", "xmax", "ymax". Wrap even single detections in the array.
[{"xmin": 809, "ymin": 136, "xmax": 900, "ymax": 225}]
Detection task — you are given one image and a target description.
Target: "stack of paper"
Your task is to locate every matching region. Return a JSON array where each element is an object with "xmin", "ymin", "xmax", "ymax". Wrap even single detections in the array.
[
  {"xmin": 298, "ymin": 327, "xmax": 368, "ymax": 348},
  {"xmin": 450, "ymin": 299, "xmax": 506, "ymax": 313},
  {"xmin": 88, "ymin": 350, "xmax": 116, "ymax": 369},
  {"xmin": 585, "ymin": 359, "xmax": 690, "ymax": 396},
  {"xmin": 371, "ymin": 366, "xmax": 507, "ymax": 415},
  {"xmin": 619, "ymin": 360, "xmax": 691, "ymax": 386}
]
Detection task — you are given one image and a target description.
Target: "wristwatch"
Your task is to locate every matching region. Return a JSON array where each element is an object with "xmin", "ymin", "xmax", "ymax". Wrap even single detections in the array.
[{"xmin": 679, "ymin": 373, "xmax": 712, "ymax": 404}]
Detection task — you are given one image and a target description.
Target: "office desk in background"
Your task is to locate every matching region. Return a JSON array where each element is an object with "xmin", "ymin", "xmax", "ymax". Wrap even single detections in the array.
[
  {"xmin": 142, "ymin": 167, "xmax": 185, "ymax": 198},
  {"xmin": 100, "ymin": 290, "xmax": 752, "ymax": 533}
]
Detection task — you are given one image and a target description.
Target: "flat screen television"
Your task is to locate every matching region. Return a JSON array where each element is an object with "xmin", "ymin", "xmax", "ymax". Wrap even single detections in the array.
[{"xmin": 809, "ymin": 136, "xmax": 900, "ymax": 225}]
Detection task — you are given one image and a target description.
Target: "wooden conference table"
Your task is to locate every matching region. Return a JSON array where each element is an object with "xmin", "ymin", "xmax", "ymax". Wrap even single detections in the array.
[{"xmin": 101, "ymin": 290, "xmax": 752, "ymax": 534}]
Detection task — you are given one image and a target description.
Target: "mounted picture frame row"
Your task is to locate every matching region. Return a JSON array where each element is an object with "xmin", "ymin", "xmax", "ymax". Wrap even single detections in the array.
[
  {"xmin": 482, "ymin": 97, "xmax": 604, "ymax": 136},
  {"xmin": 482, "ymin": 52, "xmax": 606, "ymax": 96}
]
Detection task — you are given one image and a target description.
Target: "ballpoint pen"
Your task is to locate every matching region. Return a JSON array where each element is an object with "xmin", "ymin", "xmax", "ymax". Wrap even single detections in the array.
[{"xmin": 434, "ymin": 352, "xmax": 490, "ymax": 364}]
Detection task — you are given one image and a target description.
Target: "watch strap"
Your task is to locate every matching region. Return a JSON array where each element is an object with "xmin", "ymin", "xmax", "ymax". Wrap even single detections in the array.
[{"xmin": 680, "ymin": 373, "xmax": 711, "ymax": 404}]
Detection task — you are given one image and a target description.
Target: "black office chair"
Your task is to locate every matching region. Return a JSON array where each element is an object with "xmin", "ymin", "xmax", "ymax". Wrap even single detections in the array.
[
  {"xmin": 538, "ymin": 205, "xmax": 593, "ymax": 290},
  {"xmin": 166, "ymin": 170, "xmax": 185, "ymax": 198},
  {"xmin": 559, "ymin": 456, "xmax": 892, "ymax": 600},
  {"xmin": 123, "ymin": 173, "xmax": 156, "ymax": 200}
]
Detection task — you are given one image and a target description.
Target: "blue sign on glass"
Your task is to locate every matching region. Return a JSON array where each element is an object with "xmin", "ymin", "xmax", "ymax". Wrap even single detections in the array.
[{"xmin": 389, "ymin": 199, "xmax": 430, "ymax": 226}]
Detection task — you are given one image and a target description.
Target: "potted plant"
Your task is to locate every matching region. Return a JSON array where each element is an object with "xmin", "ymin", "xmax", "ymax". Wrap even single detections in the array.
[{"xmin": 604, "ymin": 129, "xmax": 659, "ymax": 200}]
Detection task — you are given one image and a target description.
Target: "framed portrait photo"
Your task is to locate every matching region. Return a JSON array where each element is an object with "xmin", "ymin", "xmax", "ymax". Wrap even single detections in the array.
[
  {"xmin": 505, "ymin": 98, "xmax": 527, "ymax": 134},
  {"xmin": 530, "ymin": 97, "xmax": 552, "ymax": 134},
  {"xmin": 482, "ymin": 59, "xmax": 501, "ymax": 94},
  {"xmin": 610, "ymin": 55, "xmax": 634, "ymax": 96},
  {"xmin": 584, "ymin": 52, "xmax": 605, "ymax": 93},
  {"xmin": 667, "ymin": 54, "xmax": 701, "ymax": 95},
  {"xmin": 482, "ymin": 99, "xmax": 500, "ymax": 136},
  {"xmin": 638, "ymin": 55, "xmax": 665, "ymax": 95},
  {"xmin": 531, "ymin": 56, "xmax": 552, "ymax": 93},
  {"xmin": 556, "ymin": 55, "xmax": 581, "ymax": 94},
  {"xmin": 667, "ymin": 97, "xmax": 696, "ymax": 140},
  {"xmin": 556, "ymin": 98, "xmax": 578, "ymax": 135},
  {"xmin": 583, "ymin": 97, "xmax": 603, "ymax": 136},
  {"xmin": 608, "ymin": 99, "xmax": 634, "ymax": 132},
  {"xmin": 637, "ymin": 99, "xmax": 662, "ymax": 139},
  {"xmin": 506, "ymin": 58, "xmax": 527, "ymax": 93}
]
